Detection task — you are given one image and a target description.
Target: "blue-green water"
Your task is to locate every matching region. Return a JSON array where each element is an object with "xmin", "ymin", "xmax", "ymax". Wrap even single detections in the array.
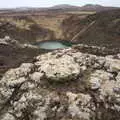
[{"xmin": 36, "ymin": 41, "xmax": 72, "ymax": 50}]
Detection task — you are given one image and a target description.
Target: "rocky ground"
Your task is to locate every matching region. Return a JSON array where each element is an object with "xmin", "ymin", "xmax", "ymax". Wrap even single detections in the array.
[
  {"xmin": 0, "ymin": 36, "xmax": 119, "ymax": 79},
  {"xmin": 0, "ymin": 47, "xmax": 120, "ymax": 120},
  {"xmin": 0, "ymin": 36, "xmax": 46, "ymax": 77},
  {"xmin": 0, "ymin": 7, "xmax": 120, "ymax": 120}
]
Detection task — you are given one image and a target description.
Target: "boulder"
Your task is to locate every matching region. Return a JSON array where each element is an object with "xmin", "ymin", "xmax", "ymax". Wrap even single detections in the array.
[
  {"xmin": 105, "ymin": 58, "xmax": 120, "ymax": 72},
  {"xmin": 0, "ymin": 36, "xmax": 19, "ymax": 46},
  {"xmin": 30, "ymin": 72, "xmax": 44, "ymax": 83},
  {"xmin": 1, "ymin": 63, "xmax": 34, "ymax": 87},
  {"xmin": 1, "ymin": 113, "xmax": 15, "ymax": 120},
  {"xmin": 66, "ymin": 92, "xmax": 95, "ymax": 120},
  {"xmin": 35, "ymin": 54, "xmax": 80, "ymax": 82},
  {"xmin": 116, "ymin": 72, "xmax": 120, "ymax": 81},
  {"xmin": 89, "ymin": 70, "xmax": 113, "ymax": 90}
]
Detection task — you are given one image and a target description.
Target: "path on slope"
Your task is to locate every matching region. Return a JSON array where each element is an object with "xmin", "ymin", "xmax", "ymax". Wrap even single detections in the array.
[{"xmin": 71, "ymin": 20, "xmax": 96, "ymax": 41}]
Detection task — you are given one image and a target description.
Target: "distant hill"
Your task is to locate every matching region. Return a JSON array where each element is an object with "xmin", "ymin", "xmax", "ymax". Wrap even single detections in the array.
[
  {"xmin": 48, "ymin": 4, "xmax": 119, "ymax": 12},
  {"xmin": 0, "ymin": 4, "xmax": 119, "ymax": 13},
  {"xmin": 50, "ymin": 4, "xmax": 78, "ymax": 9},
  {"xmin": 79, "ymin": 4, "xmax": 118, "ymax": 12},
  {"xmin": 80, "ymin": 4, "xmax": 103, "ymax": 11}
]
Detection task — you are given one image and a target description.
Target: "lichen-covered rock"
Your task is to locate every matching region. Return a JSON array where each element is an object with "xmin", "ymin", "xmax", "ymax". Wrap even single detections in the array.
[
  {"xmin": 1, "ymin": 63, "xmax": 34, "ymax": 87},
  {"xmin": 0, "ymin": 63, "xmax": 34, "ymax": 107},
  {"xmin": 0, "ymin": 48, "xmax": 120, "ymax": 120},
  {"xmin": 1, "ymin": 113, "xmax": 15, "ymax": 120},
  {"xmin": 30, "ymin": 72, "xmax": 44, "ymax": 83},
  {"xmin": 35, "ymin": 53, "xmax": 80, "ymax": 82},
  {"xmin": 0, "ymin": 36, "xmax": 38, "ymax": 49},
  {"xmin": 66, "ymin": 92, "xmax": 95, "ymax": 120},
  {"xmin": 105, "ymin": 58, "xmax": 120, "ymax": 72},
  {"xmin": 0, "ymin": 36, "xmax": 19, "ymax": 46},
  {"xmin": 89, "ymin": 70, "xmax": 113, "ymax": 90},
  {"xmin": 116, "ymin": 72, "xmax": 120, "ymax": 81}
]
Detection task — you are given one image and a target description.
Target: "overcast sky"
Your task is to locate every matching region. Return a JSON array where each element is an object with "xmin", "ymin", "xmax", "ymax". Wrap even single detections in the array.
[{"xmin": 0, "ymin": 0, "xmax": 120, "ymax": 8}]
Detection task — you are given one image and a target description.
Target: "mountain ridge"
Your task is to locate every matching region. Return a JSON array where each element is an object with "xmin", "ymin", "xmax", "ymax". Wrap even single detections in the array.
[{"xmin": 0, "ymin": 4, "xmax": 119, "ymax": 12}]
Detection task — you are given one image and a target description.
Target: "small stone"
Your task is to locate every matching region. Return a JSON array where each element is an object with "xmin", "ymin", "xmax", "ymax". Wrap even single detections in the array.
[
  {"xmin": 89, "ymin": 77, "xmax": 101, "ymax": 90},
  {"xmin": 113, "ymin": 87, "xmax": 120, "ymax": 94},
  {"xmin": 1, "ymin": 113, "xmax": 15, "ymax": 120},
  {"xmin": 30, "ymin": 72, "xmax": 43, "ymax": 82},
  {"xmin": 105, "ymin": 58, "xmax": 120, "ymax": 72},
  {"xmin": 116, "ymin": 72, "xmax": 120, "ymax": 81},
  {"xmin": 89, "ymin": 70, "xmax": 113, "ymax": 90}
]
